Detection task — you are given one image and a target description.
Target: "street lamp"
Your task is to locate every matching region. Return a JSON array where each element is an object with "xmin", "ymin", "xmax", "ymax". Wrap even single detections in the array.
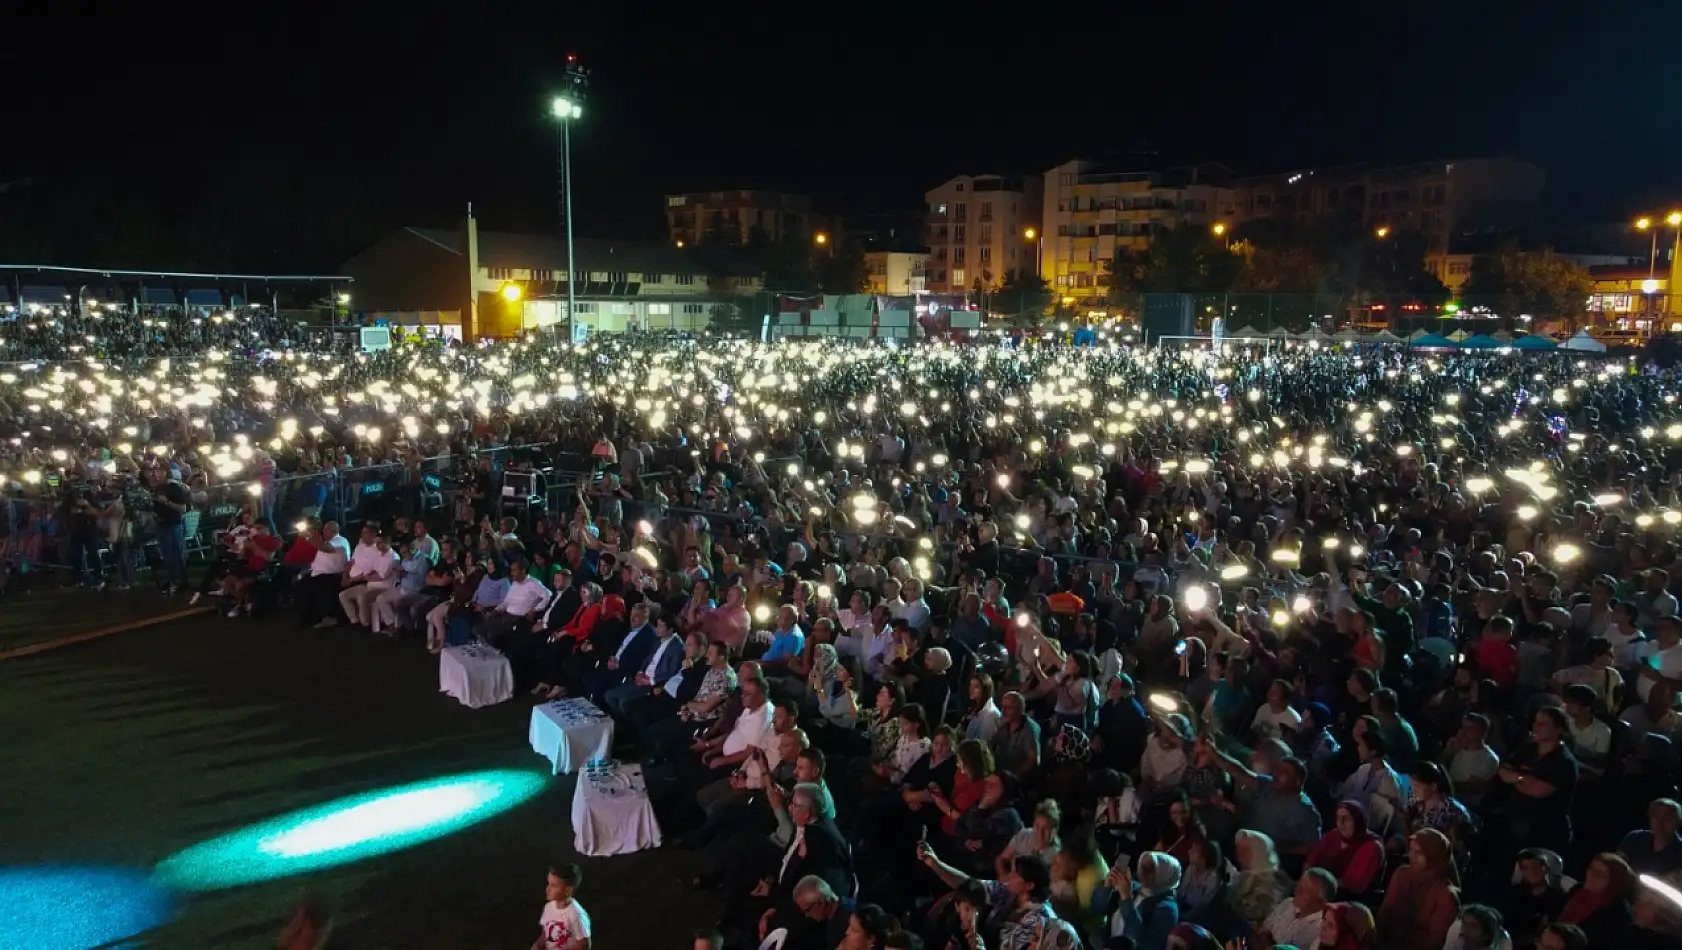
[
  {"xmin": 1024, "ymin": 228, "xmax": 1042, "ymax": 278},
  {"xmin": 1375, "ymin": 226, "xmax": 1390, "ymax": 239},
  {"xmin": 1211, "ymin": 223, "xmax": 1227, "ymax": 237},
  {"xmin": 500, "ymin": 282, "xmax": 523, "ymax": 303},
  {"xmin": 552, "ymin": 54, "xmax": 589, "ymax": 333}
]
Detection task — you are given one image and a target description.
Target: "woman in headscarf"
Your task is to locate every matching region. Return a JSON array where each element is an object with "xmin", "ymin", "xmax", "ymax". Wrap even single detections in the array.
[
  {"xmin": 913, "ymin": 645, "xmax": 954, "ymax": 725},
  {"xmin": 1500, "ymin": 848, "xmax": 1568, "ymax": 949},
  {"xmin": 1304, "ymin": 801, "xmax": 1386, "ymax": 899},
  {"xmin": 1318, "ymin": 901, "xmax": 1377, "ymax": 950},
  {"xmin": 1040, "ymin": 723, "xmax": 1093, "ymax": 806},
  {"xmin": 1141, "ymin": 714, "xmax": 1193, "ymax": 797},
  {"xmin": 1227, "ymin": 829, "xmax": 1291, "ymax": 934},
  {"xmin": 1103, "ymin": 850, "xmax": 1181, "ymax": 950},
  {"xmin": 1378, "ymin": 829, "xmax": 1462, "ymax": 950},
  {"xmin": 1164, "ymin": 922, "xmax": 1222, "ymax": 950},
  {"xmin": 809, "ymin": 643, "xmax": 856, "ymax": 729},
  {"xmin": 1556, "ymin": 852, "xmax": 1636, "ymax": 946}
]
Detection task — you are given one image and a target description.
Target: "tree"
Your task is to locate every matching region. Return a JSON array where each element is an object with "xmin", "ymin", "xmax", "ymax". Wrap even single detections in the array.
[
  {"xmin": 1460, "ymin": 243, "xmax": 1592, "ymax": 329},
  {"xmin": 991, "ymin": 268, "xmax": 1052, "ymax": 322},
  {"xmin": 814, "ymin": 242, "xmax": 867, "ymax": 294},
  {"xmin": 1105, "ymin": 224, "xmax": 1242, "ymax": 300}
]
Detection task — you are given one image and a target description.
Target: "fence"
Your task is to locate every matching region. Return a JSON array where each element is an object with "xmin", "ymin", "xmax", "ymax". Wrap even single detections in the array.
[
  {"xmin": 1103, "ymin": 291, "xmax": 1677, "ymax": 338},
  {"xmin": 0, "ymin": 441, "xmax": 613, "ymax": 585}
]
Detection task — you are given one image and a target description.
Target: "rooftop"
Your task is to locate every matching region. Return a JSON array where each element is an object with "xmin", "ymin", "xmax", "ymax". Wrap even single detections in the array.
[{"xmin": 405, "ymin": 228, "xmax": 709, "ymax": 276}]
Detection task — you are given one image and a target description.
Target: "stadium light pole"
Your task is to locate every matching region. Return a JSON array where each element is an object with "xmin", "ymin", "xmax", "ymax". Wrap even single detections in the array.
[{"xmin": 553, "ymin": 54, "xmax": 589, "ymax": 334}]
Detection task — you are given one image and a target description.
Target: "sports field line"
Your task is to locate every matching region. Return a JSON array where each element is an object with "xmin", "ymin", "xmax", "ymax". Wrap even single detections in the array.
[{"xmin": 0, "ymin": 606, "xmax": 215, "ymax": 661}]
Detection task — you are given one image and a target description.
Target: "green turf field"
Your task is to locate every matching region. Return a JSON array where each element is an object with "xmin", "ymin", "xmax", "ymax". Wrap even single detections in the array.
[{"xmin": 0, "ymin": 588, "xmax": 719, "ymax": 948}]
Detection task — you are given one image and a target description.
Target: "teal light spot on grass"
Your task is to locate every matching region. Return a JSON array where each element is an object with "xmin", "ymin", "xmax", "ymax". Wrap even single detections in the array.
[
  {"xmin": 155, "ymin": 770, "xmax": 547, "ymax": 890},
  {"xmin": 0, "ymin": 866, "xmax": 171, "ymax": 950}
]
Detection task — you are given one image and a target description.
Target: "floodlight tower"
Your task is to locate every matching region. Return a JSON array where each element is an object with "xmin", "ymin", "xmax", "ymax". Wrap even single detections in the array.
[{"xmin": 552, "ymin": 54, "xmax": 589, "ymax": 332}]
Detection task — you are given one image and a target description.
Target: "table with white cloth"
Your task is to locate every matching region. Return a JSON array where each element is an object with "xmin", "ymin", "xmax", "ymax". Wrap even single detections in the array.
[
  {"xmin": 528, "ymin": 698, "xmax": 615, "ymax": 775},
  {"xmin": 438, "ymin": 642, "xmax": 514, "ymax": 708},
  {"xmin": 570, "ymin": 763, "xmax": 662, "ymax": 856}
]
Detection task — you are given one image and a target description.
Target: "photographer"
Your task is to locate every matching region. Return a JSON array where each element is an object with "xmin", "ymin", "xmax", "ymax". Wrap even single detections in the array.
[
  {"xmin": 148, "ymin": 466, "xmax": 192, "ymax": 595},
  {"xmin": 62, "ymin": 478, "xmax": 105, "ymax": 587}
]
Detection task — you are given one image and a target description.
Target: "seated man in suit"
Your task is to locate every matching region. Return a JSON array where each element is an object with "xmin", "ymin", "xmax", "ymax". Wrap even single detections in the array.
[
  {"xmin": 578, "ymin": 602, "xmax": 655, "ymax": 703},
  {"xmin": 604, "ymin": 614, "xmax": 685, "ymax": 717},
  {"xmin": 722, "ymin": 782, "xmax": 852, "ymax": 946}
]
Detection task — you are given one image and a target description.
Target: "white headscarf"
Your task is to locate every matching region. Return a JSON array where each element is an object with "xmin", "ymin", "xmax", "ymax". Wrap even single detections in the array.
[{"xmin": 1135, "ymin": 850, "xmax": 1183, "ymax": 898}]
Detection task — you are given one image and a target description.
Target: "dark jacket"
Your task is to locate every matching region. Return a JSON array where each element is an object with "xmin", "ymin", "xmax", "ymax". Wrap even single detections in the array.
[{"xmin": 775, "ymin": 817, "xmax": 853, "ymax": 901}]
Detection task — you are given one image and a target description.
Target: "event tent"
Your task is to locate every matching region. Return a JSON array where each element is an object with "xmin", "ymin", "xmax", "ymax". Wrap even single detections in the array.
[
  {"xmin": 1511, "ymin": 334, "xmax": 1557, "ymax": 350},
  {"xmin": 1411, "ymin": 333, "xmax": 1458, "ymax": 348},
  {"xmin": 1459, "ymin": 334, "xmax": 1502, "ymax": 349},
  {"xmin": 1561, "ymin": 330, "xmax": 1608, "ymax": 352}
]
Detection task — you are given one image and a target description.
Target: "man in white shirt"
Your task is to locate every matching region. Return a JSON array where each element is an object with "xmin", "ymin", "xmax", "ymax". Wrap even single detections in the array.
[
  {"xmin": 301, "ymin": 521, "xmax": 353, "ymax": 628},
  {"xmin": 480, "ymin": 560, "xmax": 550, "ymax": 647},
  {"xmin": 897, "ymin": 578, "xmax": 932, "ymax": 633},
  {"xmin": 1441, "ymin": 712, "xmax": 1501, "ymax": 808},
  {"xmin": 1563, "ymin": 684, "xmax": 1613, "ymax": 774},
  {"xmin": 339, "ymin": 535, "xmax": 400, "ymax": 628},
  {"xmin": 701, "ymin": 675, "xmax": 772, "ymax": 773},
  {"xmin": 1257, "ymin": 869, "xmax": 1333, "ymax": 950},
  {"xmin": 1638, "ymin": 615, "xmax": 1682, "ymax": 703}
]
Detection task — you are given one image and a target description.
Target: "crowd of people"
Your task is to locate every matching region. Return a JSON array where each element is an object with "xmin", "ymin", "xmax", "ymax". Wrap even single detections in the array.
[{"xmin": 9, "ymin": 306, "xmax": 1682, "ymax": 950}]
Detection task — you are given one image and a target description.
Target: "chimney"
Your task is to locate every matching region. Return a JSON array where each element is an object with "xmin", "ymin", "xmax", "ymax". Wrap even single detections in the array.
[{"xmin": 465, "ymin": 203, "xmax": 480, "ymax": 340}]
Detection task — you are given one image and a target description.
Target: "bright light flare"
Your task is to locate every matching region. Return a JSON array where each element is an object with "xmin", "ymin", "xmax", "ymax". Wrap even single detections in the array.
[{"xmin": 154, "ymin": 770, "xmax": 547, "ymax": 890}]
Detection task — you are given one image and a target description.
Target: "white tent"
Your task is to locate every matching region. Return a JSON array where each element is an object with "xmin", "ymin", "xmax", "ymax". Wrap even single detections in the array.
[
  {"xmin": 1372, "ymin": 330, "xmax": 1404, "ymax": 343},
  {"xmin": 1447, "ymin": 329, "xmax": 1471, "ymax": 341},
  {"xmin": 1230, "ymin": 325, "xmax": 1263, "ymax": 338},
  {"xmin": 1296, "ymin": 327, "xmax": 1331, "ymax": 341},
  {"xmin": 1561, "ymin": 329, "xmax": 1608, "ymax": 352},
  {"xmin": 1409, "ymin": 329, "xmax": 1432, "ymax": 340},
  {"xmin": 1332, "ymin": 328, "xmax": 1364, "ymax": 341},
  {"xmin": 1265, "ymin": 325, "xmax": 1293, "ymax": 339}
]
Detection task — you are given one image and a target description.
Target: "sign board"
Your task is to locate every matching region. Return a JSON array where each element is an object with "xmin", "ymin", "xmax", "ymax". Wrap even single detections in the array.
[
  {"xmin": 359, "ymin": 326, "xmax": 392, "ymax": 352},
  {"xmin": 570, "ymin": 322, "xmax": 591, "ymax": 345}
]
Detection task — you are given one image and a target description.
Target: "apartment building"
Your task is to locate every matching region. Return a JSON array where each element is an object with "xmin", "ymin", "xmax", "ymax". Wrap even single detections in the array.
[
  {"xmin": 1038, "ymin": 160, "xmax": 1235, "ymax": 304},
  {"xmin": 923, "ymin": 174, "xmax": 1044, "ymax": 294},
  {"xmin": 665, "ymin": 190, "xmax": 834, "ymax": 247},
  {"xmin": 863, "ymin": 251, "xmax": 929, "ymax": 296},
  {"xmin": 1232, "ymin": 157, "xmax": 1545, "ymax": 258}
]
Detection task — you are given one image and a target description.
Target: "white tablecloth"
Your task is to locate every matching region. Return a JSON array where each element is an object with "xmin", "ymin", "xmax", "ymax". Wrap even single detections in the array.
[
  {"xmin": 438, "ymin": 643, "xmax": 514, "ymax": 708},
  {"xmin": 570, "ymin": 763, "xmax": 662, "ymax": 856},
  {"xmin": 528, "ymin": 699, "xmax": 615, "ymax": 775}
]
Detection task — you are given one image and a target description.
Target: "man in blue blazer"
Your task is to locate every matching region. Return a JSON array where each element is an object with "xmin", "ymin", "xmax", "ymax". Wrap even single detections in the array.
[
  {"xmin": 603, "ymin": 615, "xmax": 685, "ymax": 717},
  {"xmin": 580, "ymin": 603, "xmax": 656, "ymax": 702}
]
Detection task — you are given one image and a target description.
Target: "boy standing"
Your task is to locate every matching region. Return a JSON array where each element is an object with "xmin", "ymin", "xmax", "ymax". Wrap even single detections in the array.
[{"xmin": 534, "ymin": 863, "xmax": 591, "ymax": 950}]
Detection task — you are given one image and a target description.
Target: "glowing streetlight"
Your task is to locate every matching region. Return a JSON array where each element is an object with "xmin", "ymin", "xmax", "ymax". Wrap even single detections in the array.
[
  {"xmin": 500, "ymin": 283, "xmax": 523, "ymax": 303},
  {"xmin": 1637, "ymin": 216, "xmax": 1654, "ymax": 230},
  {"xmin": 675, "ymin": 239, "xmax": 685, "ymax": 248},
  {"xmin": 1669, "ymin": 212, "xmax": 1682, "ymax": 228},
  {"xmin": 814, "ymin": 232, "xmax": 828, "ymax": 245},
  {"xmin": 552, "ymin": 54, "xmax": 589, "ymax": 332},
  {"xmin": 1023, "ymin": 228, "xmax": 1036, "ymax": 240},
  {"xmin": 1211, "ymin": 223, "xmax": 1227, "ymax": 237},
  {"xmin": 1375, "ymin": 226, "xmax": 1390, "ymax": 239}
]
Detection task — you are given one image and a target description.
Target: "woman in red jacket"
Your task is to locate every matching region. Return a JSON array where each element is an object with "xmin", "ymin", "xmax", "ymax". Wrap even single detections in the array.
[
  {"xmin": 559, "ymin": 585, "xmax": 609, "ymax": 641},
  {"xmin": 1304, "ymin": 801, "xmax": 1386, "ymax": 900}
]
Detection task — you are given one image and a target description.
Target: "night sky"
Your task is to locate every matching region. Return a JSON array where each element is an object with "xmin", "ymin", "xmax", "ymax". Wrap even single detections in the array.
[{"xmin": 6, "ymin": 1, "xmax": 1681, "ymax": 269}]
